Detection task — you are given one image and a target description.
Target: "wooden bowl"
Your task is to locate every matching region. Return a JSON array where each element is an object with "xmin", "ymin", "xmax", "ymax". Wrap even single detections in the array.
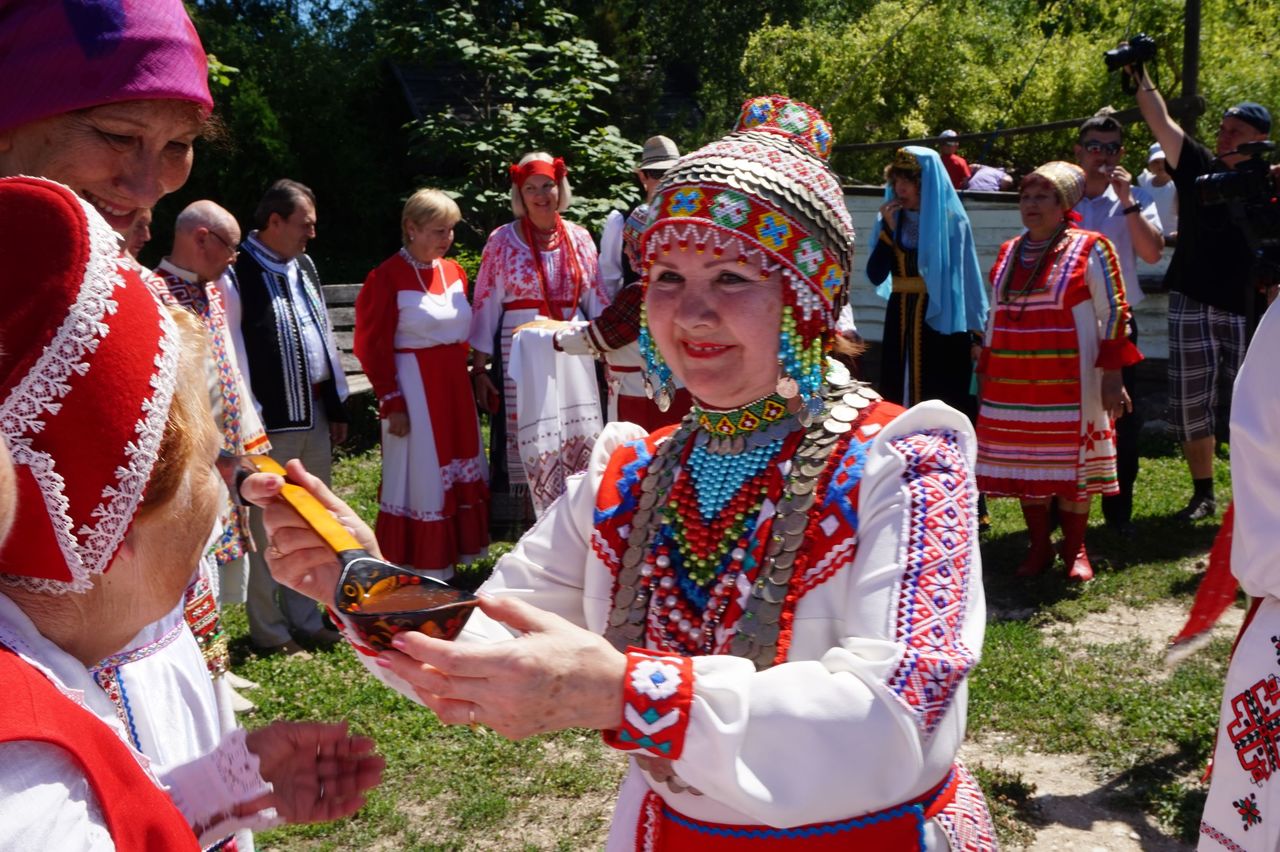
[{"xmin": 335, "ymin": 557, "xmax": 479, "ymax": 651}]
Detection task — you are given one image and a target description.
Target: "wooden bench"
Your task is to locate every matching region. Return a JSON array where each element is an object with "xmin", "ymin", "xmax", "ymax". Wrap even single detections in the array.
[{"xmin": 323, "ymin": 282, "xmax": 372, "ymax": 397}]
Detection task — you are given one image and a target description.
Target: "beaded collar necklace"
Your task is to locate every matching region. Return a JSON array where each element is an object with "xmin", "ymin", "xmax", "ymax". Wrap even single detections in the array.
[
  {"xmin": 692, "ymin": 393, "xmax": 793, "ymax": 440},
  {"xmin": 603, "ymin": 379, "xmax": 884, "ymax": 666}
]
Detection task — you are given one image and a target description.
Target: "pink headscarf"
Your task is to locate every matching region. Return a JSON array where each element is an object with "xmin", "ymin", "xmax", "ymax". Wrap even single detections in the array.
[{"xmin": 0, "ymin": 0, "xmax": 213, "ymax": 135}]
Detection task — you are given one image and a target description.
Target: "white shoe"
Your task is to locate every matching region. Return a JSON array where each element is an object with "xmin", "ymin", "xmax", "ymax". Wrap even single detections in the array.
[
  {"xmin": 225, "ymin": 671, "xmax": 260, "ymax": 690},
  {"xmin": 229, "ymin": 687, "xmax": 256, "ymax": 714}
]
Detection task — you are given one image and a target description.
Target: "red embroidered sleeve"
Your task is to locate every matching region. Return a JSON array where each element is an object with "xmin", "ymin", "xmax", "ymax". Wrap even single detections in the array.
[
  {"xmin": 603, "ymin": 647, "xmax": 694, "ymax": 760},
  {"xmin": 352, "ymin": 262, "xmax": 406, "ymax": 416}
]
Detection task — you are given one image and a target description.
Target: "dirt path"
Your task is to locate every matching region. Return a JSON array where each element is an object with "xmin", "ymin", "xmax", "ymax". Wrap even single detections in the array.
[{"xmin": 966, "ymin": 600, "xmax": 1243, "ymax": 851}]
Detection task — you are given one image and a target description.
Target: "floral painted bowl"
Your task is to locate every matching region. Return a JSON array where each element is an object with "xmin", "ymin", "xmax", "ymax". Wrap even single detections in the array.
[{"xmin": 335, "ymin": 556, "xmax": 479, "ymax": 651}]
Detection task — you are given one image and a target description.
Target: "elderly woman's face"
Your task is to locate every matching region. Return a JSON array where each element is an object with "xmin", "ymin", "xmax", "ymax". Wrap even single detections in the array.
[
  {"xmin": 520, "ymin": 174, "xmax": 559, "ymax": 224},
  {"xmin": 406, "ymin": 218, "xmax": 455, "ymax": 262},
  {"xmin": 0, "ymin": 100, "xmax": 200, "ymax": 234},
  {"xmin": 646, "ymin": 240, "xmax": 783, "ymax": 409},
  {"xmin": 1018, "ymin": 178, "xmax": 1065, "ymax": 236}
]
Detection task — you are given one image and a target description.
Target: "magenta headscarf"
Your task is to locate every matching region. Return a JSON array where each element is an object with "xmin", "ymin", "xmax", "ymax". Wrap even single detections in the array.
[{"xmin": 0, "ymin": 0, "xmax": 213, "ymax": 135}]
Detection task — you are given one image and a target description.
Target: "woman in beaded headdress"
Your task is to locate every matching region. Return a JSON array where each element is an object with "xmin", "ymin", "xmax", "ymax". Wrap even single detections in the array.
[
  {"xmin": 868, "ymin": 146, "xmax": 988, "ymax": 415},
  {"xmin": 975, "ymin": 161, "xmax": 1141, "ymax": 582},
  {"xmin": 251, "ymin": 96, "xmax": 997, "ymax": 850}
]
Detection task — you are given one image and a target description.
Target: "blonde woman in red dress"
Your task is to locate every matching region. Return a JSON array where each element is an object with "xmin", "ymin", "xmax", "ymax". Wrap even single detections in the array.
[{"xmin": 354, "ymin": 190, "xmax": 489, "ymax": 580}]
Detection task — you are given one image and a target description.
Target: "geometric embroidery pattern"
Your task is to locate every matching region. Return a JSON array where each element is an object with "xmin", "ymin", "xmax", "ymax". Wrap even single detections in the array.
[
  {"xmin": 934, "ymin": 762, "xmax": 999, "ymax": 851},
  {"xmin": 885, "ymin": 429, "xmax": 977, "ymax": 736},
  {"xmin": 1227, "ymin": 675, "xmax": 1280, "ymax": 784},
  {"xmin": 605, "ymin": 647, "xmax": 694, "ymax": 760},
  {"xmin": 1234, "ymin": 792, "xmax": 1262, "ymax": 831},
  {"xmin": 1201, "ymin": 819, "xmax": 1250, "ymax": 851}
]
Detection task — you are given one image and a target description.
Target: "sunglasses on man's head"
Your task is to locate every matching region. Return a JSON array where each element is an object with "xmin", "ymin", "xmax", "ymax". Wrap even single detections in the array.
[{"xmin": 1082, "ymin": 141, "xmax": 1123, "ymax": 155}]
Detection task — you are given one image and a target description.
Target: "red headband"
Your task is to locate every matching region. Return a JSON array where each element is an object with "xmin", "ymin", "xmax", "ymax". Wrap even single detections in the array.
[{"xmin": 510, "ymin": 157, "xmax": 566, "ymax": 188}]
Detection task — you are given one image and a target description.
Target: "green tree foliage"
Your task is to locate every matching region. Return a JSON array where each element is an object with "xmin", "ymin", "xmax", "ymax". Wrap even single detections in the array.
[
  {"xmin": 742, "ymin": 0, "xmax": 1280, "ymax": 184},
  {"xmin": 377, "ymin": 0, "xmax": 641, "ymax": 239},
  {"xmin": 174, "ymin": 0, "xmax": 407, "ymax": 281}
]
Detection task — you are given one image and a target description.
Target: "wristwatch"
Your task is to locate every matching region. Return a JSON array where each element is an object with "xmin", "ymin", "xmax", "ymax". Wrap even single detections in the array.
[{"xmin": 1122, "ymin": 203, "xmax": 1142, "ymax": 216}]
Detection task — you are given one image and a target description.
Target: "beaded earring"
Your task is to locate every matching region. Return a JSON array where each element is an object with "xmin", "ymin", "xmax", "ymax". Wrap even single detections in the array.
[
  {"xmin": 639, "ymin": 301, "xmax": 676, "ymax": 411},
  {"xmin": 777, "ymin": 304, "xmax": 826, "ymax": 425},
  {"xmin": 775, "ymin": 361, "xmax": 798, "ymax": 399}
]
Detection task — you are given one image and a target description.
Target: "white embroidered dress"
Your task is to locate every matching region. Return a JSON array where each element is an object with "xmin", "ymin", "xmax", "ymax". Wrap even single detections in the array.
[
  {"xmin": 1200, "ymin": 303, "xmax": 1280, "ymax": 850},
  {"xmin": 337, "ymin": 400, "xmax": 993, "ymax": 849},
  {"xmin": 467, "ymin": 221, "xmax": 608, "ymax": 488}
]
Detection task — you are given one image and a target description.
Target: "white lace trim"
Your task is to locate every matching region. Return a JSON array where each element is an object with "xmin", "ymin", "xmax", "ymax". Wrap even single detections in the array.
[
  {"xmin": 164, "ymin": 727, "xmax": 271, "ymax": 830},
  {"xmin": 0, "ymin": 186, "xmax": 125, "ymax": 594},
  {"xmin": 0, "ymin": 182, "xmax": 181, "ymax": 595}
]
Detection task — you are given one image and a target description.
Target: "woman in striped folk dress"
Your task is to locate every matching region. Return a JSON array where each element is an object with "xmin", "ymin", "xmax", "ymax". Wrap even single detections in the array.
[{"xmin": 975, "ymin": 162, "xmax": 1142, "ymax": 582}]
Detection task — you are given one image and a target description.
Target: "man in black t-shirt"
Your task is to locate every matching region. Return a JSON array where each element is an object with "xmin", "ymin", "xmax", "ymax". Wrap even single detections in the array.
[{"xmin": 1131, "ymin": 62, "xmax": 1271, "ymax": 521}]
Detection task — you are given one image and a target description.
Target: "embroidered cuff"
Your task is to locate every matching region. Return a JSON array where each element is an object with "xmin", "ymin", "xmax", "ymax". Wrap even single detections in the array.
[
  {"xmin": 378, "ymin": 391, "xmax": 406, "ymax": 418},
  {"xmin": 1096, "ymin": 336, "xmax": 1143, "ymax": 369},
  {"xmin": 603, "ymin": 647, "xmax": 694, "ymax": 760}
]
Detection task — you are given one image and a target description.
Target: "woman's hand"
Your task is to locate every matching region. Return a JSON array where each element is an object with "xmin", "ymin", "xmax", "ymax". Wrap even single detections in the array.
[
  {"xmin": 240, "ymin": 721, "xmax": 384, "ymax": 825},
  {"xmin": 472, "ymin": 372, "xmax": 500, "ymax": 413},
  {"xmin": 514, "ymin": 318, "xmax": 572, "ymax": 334},
  {"xmin": 240, "ymin": 459, "xmax": 380, "ymax": 605},
  {"xmin": 1101, "ymin": 370, "xmax": 1131, "ymax": 420},
  {"xmin": 378, "ymin": 595, "xmax": 626, "ymax": 739},
  {"xmin": 387, "ymin": 411, "xmax": 410, "ymax": 437},
  {"xmin": 878, "ymin": 198, "xmax": 902, "ymax": 223}
]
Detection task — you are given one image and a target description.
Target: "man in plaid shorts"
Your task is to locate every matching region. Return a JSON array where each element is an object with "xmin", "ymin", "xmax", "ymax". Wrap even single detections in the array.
[{"xmin": 1132, "ymin": 62, "xmax": 1272, "ymax": 520}]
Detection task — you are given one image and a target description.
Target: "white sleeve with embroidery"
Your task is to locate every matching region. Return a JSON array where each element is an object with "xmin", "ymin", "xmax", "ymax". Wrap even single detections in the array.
[
  {"xmin": 0, "ymin": 741, "xmax": 116, "ymax": 851},
  {"xmin": 466, "ymin": 229, "xmax": 509, "ymax": 355},
  {"xmin": 667, "ymin": 401, "xmax": 985, "ymax": 827}
]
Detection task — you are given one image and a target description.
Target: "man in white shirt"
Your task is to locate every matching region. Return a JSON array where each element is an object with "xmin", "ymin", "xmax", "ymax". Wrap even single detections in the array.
[{"xmin": 1073, "ymin": 111, "xmax": 1164, "ymax": 534}]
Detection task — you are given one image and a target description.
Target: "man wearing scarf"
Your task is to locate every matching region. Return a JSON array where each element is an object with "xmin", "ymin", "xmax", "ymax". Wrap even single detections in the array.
[{"xmin": 234, "ymin": 179, "xmax": 348, "ymax": 655}]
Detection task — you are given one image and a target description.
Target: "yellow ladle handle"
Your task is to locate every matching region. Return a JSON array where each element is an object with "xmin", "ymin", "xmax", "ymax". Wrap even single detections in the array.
[{"xmin": 248, "ymin": 456, "xmax": 364, "ymax": 555}]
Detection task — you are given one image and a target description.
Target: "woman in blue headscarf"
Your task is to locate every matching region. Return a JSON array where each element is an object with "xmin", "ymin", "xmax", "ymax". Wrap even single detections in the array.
[{"xmin": 867, "ymin": 146, "xmax": 988, "ymax": 414}]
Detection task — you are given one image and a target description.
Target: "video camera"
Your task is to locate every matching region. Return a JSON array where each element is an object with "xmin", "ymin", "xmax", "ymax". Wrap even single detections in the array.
[{"xmin": 1196, "ymin": 141, "xmax": 1280, "ymax": 313}]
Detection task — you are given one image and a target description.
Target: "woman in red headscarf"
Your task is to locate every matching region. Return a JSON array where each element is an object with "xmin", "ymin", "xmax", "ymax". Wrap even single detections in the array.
[{"xmin": 468, "ymin": 152, "xmax": 608, "ymax": 517}]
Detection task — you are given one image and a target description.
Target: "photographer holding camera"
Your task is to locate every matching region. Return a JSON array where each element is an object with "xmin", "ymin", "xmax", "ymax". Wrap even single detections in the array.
[{"xmin": 1126, "ymin": 53, "xmax": 1271, "ymax": 522}]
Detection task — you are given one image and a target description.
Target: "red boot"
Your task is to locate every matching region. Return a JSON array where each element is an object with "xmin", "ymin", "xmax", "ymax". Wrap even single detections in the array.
[
  {"xmin": 1016, "ymin": 503, "xmax": 1055, "ymax": 577},
  {"xmin": 1058, "ymin": 509, "xmax": 1094, "ymax": 582}
]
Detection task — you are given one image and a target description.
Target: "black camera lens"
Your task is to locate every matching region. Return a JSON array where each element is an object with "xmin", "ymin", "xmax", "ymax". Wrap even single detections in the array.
[{"xmin": 1104, "ymin": 33, "xmax": 1157, "ymax": 72}]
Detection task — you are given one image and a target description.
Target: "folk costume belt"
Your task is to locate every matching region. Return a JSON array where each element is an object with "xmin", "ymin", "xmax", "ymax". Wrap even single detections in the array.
[
  {"xmin": 891, "ymin": 275, "xmax": 927, "ymax": 294},
  {"xmin": 640, "ymin": 766, "xmax": 959, "ymax": 850},
  {"xmin": 504, "ymin": 298, "xmax": 575, "ymax": 312}
]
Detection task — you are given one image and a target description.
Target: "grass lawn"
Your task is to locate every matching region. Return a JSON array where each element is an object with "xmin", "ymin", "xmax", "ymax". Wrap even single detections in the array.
[{"xmin": 231, "ymin": 432, "xmax": 1237, "ymax": 850}]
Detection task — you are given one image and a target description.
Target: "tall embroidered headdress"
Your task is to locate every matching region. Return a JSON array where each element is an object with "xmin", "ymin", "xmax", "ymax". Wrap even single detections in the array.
[
  {"xmin": 636, "ymin": 95, "xmax": 855, "ymax": 414},
  {"xmin": 0, "ymin": 177, "xmax": 181, "ymax": 594}
]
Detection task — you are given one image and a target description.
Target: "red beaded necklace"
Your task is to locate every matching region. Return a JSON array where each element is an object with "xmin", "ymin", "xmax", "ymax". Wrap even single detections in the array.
[{"xmin": 520, "ymin": 215, "xmax": 583, "ymax": 320}]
